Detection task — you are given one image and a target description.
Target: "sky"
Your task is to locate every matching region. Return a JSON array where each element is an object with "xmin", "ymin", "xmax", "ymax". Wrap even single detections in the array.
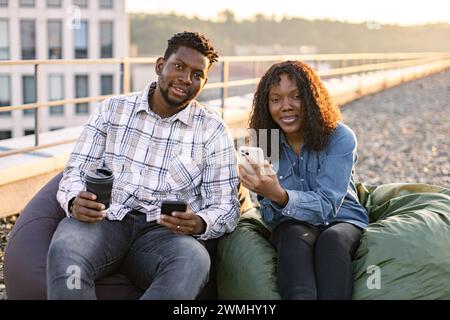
[{"xmin": 126, "ymin": 0, "xmax": 450, "ymax": 26}]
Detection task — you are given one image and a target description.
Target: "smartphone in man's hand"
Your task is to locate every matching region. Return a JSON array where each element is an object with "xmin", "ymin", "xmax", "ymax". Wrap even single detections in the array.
[{"xmin": 161, "ymin": 200, "xmax": 187, "ymax": 215}]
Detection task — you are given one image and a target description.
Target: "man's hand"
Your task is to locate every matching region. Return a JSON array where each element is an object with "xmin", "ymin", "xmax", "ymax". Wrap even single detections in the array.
[
  {"xmin": 158, "ymin": 207, "xmax": 206, "ymax": 235},
  {"xmin": 70, "ymin": 191, "xmax": 107, "ymax": 223}
]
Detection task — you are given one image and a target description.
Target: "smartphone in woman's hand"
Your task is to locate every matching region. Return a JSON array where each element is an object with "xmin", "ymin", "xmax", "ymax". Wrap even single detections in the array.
[{"xmin": 238, "ymin": 146, "xmax": 266, "ymax": 174}]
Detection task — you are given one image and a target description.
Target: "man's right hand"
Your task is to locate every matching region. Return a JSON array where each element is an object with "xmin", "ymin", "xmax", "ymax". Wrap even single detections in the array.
[{"xmin": 70, "ymin": 191, "xmax": 107, "ymax": 223}]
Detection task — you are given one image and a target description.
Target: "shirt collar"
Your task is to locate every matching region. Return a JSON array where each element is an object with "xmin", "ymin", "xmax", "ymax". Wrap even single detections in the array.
[
  {"xmin": 137, "ymin": 82, "xmax": 156, "ymax": 114},
  {"xmin": 137, "ymin": 82, "xmax": 194, "ymax": 127},
  {"xmin": 280, "ymin": 131, "xmax": 290, "ymax": 148}
]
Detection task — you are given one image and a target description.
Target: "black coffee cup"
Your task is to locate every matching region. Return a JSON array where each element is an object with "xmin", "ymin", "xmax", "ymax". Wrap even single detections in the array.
[{"xmin": 85, "ymin": 168, "xmax": 114, "ymax": 209}]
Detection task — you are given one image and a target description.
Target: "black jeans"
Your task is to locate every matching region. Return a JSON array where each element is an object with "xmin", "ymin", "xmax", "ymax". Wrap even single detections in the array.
[{"xmin": 271, "ymin": 220, "xmax": 363, "ymax": 300}]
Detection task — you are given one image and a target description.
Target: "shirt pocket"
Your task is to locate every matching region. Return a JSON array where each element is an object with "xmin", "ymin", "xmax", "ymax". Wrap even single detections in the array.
[
  {"xmin": 306, "ymin": 159, "xmax": 320, "ymax": 189},
  {"xmin": 277, "ymin": 166, "xmax": 295, "ymax": 189},
  {"xmin": 166, "ymin": 154, "xmax": 203, "ymax": 193}
]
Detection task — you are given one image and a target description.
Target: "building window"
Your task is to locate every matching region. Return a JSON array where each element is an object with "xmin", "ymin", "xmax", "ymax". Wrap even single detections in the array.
[
  {"xmin": 0, "ymin": 0, "xmax": 8, "ymax": 7},
  {"xmin": 0, "ymin": 75, "xmax": 11, "ymax": 117},
  {"xmin": 100, "ymin": 21, "xmax": 113, "ymax": 58},
  {"xmin": 21, "ymin": 20, "xmax": 36, "ymax": 60},
  {"xmin": 48, "ymin": 20, "xmax": 62, "ymax": 59},
  {"xmin": 47, "ymin": 0, "xmax": 61, "ymax": 7},
  {"xmin": 24, "ymin": 129, "xmax": 35, "ymax": 136},
  {"xmin": 75, "ymin": 75, "xmax": 89, "ymax": 114},
  {"xmin": 101, "ymin": 75, "xmax": 114, "ymax": 95},
  {"xmin": 72, "ymin": 0, "xmax": 87, "ymax": 8},
  {"xmin": 19, "ymin": 0, "xmax": 35, "ymax": 7},
  {"xmin": 22, "ymin": 75, "xmax": 36, "ymax": 116},
  {"xmin": 48, "ymin": 74, "xmax": 64, "ymax": 115},
  {"xmin": 99, "ymin": 0, "xmax": 113, "ymax": 8},
  {"xmin": 0, "ymin": 19, "xmax": 9, "ymax": 60},
  {"xmin": 74, "ymin": 20, "xmax": 88, "ymax": 59},
  {"xmin": 0, "ymin": 130, "xmax": 12, "ymax": 140}
]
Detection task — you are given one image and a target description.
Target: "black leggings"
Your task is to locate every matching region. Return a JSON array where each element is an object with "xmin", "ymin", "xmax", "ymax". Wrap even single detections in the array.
[{"xmin": 271, "ymin": 220, "xmax": 363, "ymax": 300}]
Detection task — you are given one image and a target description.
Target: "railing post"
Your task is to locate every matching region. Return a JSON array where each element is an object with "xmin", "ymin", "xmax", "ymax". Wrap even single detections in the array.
[
  {"xmin": 120, "ymin": 61, "xmax": 125, "ymax": 94},
  {"xmin": 120, "ymin": 59, "xmax": 131, "ymax": 94},
  {"xmin": 220, "ymin": 59, "xmax": 229, "ymax": 119},
  {"xmin": 34, "ymin": 64, "xmax": 40, "ymax": 147},
  {"xmin": 123, "ymin": 58, "xmax": 131, "ymax": 94}
]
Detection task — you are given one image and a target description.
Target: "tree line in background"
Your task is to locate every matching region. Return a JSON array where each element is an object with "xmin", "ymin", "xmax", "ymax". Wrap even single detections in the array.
[{"xmin": 130, "ymin": 11, "xmax": 450, "ymax": 56}]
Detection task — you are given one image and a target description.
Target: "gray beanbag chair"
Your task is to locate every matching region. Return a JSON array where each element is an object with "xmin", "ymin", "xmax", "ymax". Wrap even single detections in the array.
[{"xmin": 4, "ymin": 172, "xmax": 221, "ymax": 300}]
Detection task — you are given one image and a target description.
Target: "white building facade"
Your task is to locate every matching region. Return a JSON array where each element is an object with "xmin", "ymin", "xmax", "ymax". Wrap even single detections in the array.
[{"xmin": 0, "ymin": 0, "xmax": 128, "ymax": 139}]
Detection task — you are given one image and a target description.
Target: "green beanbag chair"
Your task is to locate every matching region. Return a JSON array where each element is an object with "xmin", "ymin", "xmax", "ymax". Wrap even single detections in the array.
[
  {"xmin": 216, "ymin": 183, "xmax": 450, "ymax": 300},
  {"xmin": 216, "ymin": 208, "xmax": 280, "ymax": 299}
]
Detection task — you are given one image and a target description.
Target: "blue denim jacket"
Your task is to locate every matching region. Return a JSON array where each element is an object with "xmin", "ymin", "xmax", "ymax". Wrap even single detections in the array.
[{"xmin": 259, "ymin": 123, "xmax": 369, "ymax": 229}]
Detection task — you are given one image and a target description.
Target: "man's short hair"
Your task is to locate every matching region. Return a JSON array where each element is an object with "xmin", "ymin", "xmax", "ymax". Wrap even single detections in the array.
[{"xmin": 164, "ymin": 31, "xmax": 219, "ymax": 67}]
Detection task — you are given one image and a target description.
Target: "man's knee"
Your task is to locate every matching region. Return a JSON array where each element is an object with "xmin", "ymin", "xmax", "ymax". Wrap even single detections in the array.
[{"xmin": 180, "ymin": 239, "xmax": 211, "ymax": 276}]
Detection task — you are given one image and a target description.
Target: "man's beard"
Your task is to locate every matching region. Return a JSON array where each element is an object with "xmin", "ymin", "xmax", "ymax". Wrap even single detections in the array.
[{"xmin": 159, "ymin": 83, "xmax": 192, "ymax": 109}]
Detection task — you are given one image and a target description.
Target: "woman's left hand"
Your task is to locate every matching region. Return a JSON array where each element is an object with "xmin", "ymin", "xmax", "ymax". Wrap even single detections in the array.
[{"xmin": 239, "ymin": 161, "xmax": 288, "ymax": 206}]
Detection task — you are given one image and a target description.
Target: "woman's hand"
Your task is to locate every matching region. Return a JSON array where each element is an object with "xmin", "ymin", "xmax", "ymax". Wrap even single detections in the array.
[{"xmin": 239, "ymin": 161, "xmax": 289, "ymax": 207}]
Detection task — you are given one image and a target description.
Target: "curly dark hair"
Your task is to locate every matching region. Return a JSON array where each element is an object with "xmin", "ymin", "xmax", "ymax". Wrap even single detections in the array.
[
  {"xmin": 249, "ymin": 60, "xmax": 341, "ymax": 151},
  {"xmin": 164, "ymin": 31, "xmax": 219, "ymax": 68}
]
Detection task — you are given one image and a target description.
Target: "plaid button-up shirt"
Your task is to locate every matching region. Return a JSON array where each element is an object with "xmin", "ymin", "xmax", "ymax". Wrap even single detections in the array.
[{"xmin": 57, "ymin": 82, "xmax": 240, "ymax": 240}]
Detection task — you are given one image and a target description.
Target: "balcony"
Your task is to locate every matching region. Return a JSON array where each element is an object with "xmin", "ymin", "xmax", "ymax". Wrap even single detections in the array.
[{"xmin": 1, "ymin": 52, "xmax": 450, "ymax": 218}]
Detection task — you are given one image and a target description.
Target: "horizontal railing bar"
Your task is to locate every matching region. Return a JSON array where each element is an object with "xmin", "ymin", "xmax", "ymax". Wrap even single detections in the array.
[
  {"xmin": 220, "ymin": 52, "xmax": 450, "ymax": 63},
  {"xmin": 0, "ymin": 138, "xmax": 78, "ymax": 158},
  {"xmin": 318, "ymin": 57, "xmax": 445, "ymax": 77},
  {"xmin": 2, "ymin": 52, "xmax": 450, "ymax": 67},
  {"xmin": 0, "ymin": 58, "xmax": 123, "ymax": 66},
  {"xmin": 0, "ymin": 95, "xmax": 117, "ymax": 112},
  {"xmin": 123, "ymin": 57, "xmax": 157, "ymax": 64},
  {"xmin": 1, "ymin": 57, "xmax": 449, "ymax": 113},
  {"xmin": 205, "ymin": 78, "xmax": 260, "ymax": 89}
]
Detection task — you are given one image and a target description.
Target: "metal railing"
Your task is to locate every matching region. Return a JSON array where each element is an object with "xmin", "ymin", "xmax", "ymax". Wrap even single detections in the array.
[{"xmin": 1, "ymin": 51, "xmax": 450, "ymax": 158}]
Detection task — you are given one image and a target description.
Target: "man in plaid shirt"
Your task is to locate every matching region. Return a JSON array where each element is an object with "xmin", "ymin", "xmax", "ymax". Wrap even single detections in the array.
[{"xmin": 47, "ymin": 32, "xmax": 240, "ymax": 299}]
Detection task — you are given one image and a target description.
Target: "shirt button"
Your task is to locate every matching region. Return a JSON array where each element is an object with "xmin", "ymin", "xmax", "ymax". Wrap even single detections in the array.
[
  {"xmin": 300, "ymin": 157, "xmax": 304, "ymax": 160},
  {"xmin": 293, "ymin": 162, "xmax": 296, "ymax": 166},
  {"xmin": 279, "ymin": 176, "xmax": 283, "ymax": 179},
  {"xmin": 300, "ymin": 178, "xmax": 304, "ymax": 182}
]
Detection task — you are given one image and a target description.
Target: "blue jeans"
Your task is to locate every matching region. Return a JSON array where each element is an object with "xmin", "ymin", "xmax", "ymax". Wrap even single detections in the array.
[{"xmin": 46, "ymin": 211, "xmax": 210, "ymax": 300}]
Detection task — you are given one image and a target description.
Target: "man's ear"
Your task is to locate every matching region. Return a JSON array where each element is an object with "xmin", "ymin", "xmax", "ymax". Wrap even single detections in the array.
[{"xmin": 155, "ymin": 57, "xmax": 165, "ymax": 75}]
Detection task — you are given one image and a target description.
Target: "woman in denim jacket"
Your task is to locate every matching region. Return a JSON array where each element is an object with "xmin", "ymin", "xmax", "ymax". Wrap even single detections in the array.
[{"xmin": 239, "ymin": 61, "xmax": 368, "ymax": 300}]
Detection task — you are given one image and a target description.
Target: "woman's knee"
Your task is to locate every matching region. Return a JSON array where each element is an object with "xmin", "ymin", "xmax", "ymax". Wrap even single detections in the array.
[
  {"xmin": 316, "ymin": 223, "xmax": 362, "ymax": 254},
  {"xmin": 271, "ymin": 220, "xmax": 318, "ymax": 249}
]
